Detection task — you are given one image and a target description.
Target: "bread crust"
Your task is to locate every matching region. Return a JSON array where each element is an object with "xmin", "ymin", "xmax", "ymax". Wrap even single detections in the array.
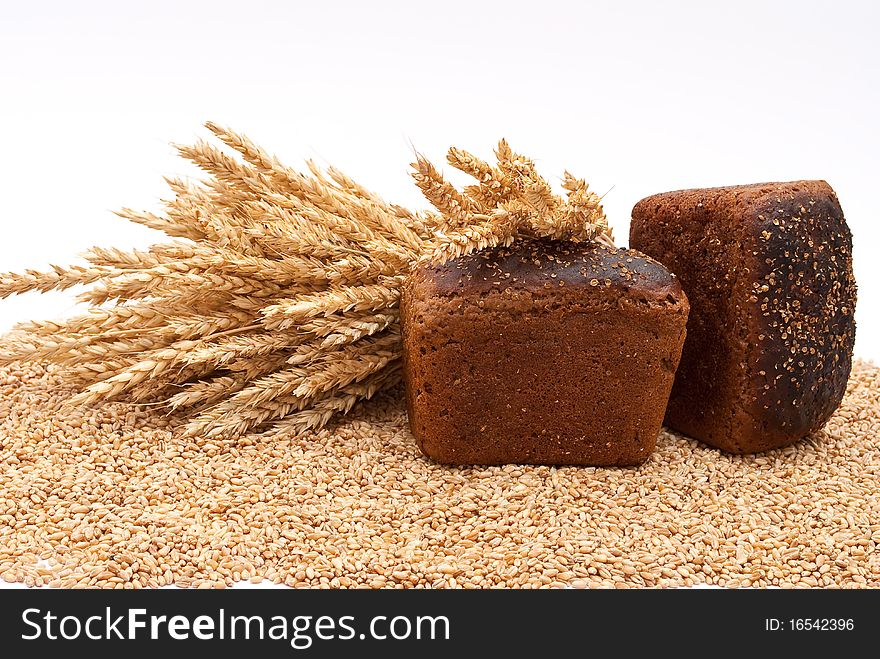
[
  {"xmin": 631, "ymin": 181, "xmax": 856, "ymax": 453},
  {"xmin": 400, "ymin": 239, "xmax": 689, "ymax": 466}
]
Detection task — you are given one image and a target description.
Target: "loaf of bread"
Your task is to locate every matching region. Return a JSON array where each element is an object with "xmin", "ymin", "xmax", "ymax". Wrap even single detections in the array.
[
  {"xmin": 400, "ymin": 239, "xmax": 689, "ymax": 466},
  {"xmin": 630, "ymin": 181, "xmax": 856, "ymax": 453}
]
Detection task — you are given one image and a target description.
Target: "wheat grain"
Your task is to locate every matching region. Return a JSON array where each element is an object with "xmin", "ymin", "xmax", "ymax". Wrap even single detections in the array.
[
  {"xmin": 262, "ymin": 281, "xmax": 403, "ymax": 329},
  {"xmin": 0, "ymin": 125, "xmax": 613, "ymax": 436},
  {"xmin": 0, "ymin": 358, "xmax": 877, "ymax": 589}
]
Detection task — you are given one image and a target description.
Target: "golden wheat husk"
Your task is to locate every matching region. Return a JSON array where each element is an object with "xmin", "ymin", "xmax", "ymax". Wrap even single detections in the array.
[{"xmin": 0, "ymin": 124, "xmax": 612, "ymax": 437}]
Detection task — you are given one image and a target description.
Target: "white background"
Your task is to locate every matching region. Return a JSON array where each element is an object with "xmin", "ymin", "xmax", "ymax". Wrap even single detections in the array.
[
  {"xmin": 0, "ymin": 0, "xmax": 877, "ymax": 358},
  {"xmin": 0, "ymin": 0, "xmax": 877, "ymax": 589}
]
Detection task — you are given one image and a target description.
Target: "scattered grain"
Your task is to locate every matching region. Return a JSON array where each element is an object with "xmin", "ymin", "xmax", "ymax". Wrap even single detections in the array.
[{"xmin": 0, "ymin": 357, "xmax": 877, "ymax": 589}]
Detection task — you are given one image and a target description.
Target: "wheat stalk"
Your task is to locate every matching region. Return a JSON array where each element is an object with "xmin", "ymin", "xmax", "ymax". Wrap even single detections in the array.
[{"xmin": 0, "ymin": 124, "xmax": 613, "ymax": 438}]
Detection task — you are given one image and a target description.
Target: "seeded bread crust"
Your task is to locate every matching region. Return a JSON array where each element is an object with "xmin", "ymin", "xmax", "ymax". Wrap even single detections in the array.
[
  {"xmin": 400, "ymin": 239, "xmax": 689, "ymax": 466},
  {"xmin": 631, "ymin": 181, "xmax": 856, "ymax": 453}
]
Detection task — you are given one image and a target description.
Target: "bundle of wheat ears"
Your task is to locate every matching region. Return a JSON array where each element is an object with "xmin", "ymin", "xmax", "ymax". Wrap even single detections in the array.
[{"xmin": 0, "ymin": 123, "xmax": 612, "ymax": 439}]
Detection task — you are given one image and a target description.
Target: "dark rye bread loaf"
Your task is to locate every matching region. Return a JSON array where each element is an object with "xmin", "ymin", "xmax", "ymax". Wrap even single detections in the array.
[
  {"xmin": 400, "ymin": 239, "xmax": 689, "ymax": 466},
  {"xmin": 630, "ymin": 181, "xmax": 856, "ymax": 454}
]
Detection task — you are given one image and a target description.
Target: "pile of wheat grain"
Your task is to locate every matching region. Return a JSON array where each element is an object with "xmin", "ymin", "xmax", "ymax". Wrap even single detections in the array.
[{"xmin": 1, "ymin": 356, "xmax": 877, "ymax": 589}]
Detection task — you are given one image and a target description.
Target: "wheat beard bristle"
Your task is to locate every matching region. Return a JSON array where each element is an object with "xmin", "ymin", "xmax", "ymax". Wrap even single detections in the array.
[{"xmin": 0, "ymin": 123, "xmax": 613, "ymax": 438}]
